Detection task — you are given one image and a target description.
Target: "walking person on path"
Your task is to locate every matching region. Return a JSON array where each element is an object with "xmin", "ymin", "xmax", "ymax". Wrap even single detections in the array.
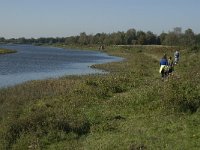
[
  {"xmin": 174, "ymin": 50, "xmax": 180, "ymax": 65},
  {"xmin": 159, "ymin": 54, "xmax": 169, "ymax": 80},
  {"xmin": 168, "ymin": 56, "xmax": 174, "ymax": 76}
]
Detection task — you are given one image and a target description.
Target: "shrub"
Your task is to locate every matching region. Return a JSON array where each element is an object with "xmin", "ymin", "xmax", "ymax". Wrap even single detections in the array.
[
  {"xmin": 162, "ymin": 79, "xmax": 200, "ymax": 113},
  {"xmin": 188, "ymin": 45, "xmax": 200, "ymax": 53}
]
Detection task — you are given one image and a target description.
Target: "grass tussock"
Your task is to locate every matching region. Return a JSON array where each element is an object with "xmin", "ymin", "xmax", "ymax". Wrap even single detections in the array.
[{"xmin": 0, "ymin": 45, "xmax": 200, "ymax": 149}]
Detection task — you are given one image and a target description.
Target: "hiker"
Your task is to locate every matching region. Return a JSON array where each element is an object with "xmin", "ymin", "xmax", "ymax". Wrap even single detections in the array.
[
  {"xmin": 168, "ymin": 56, "xmax": 174, "ymax": 76},
  {"xmin": 174, "ymin": 50, "xmax": 180, "ymax": 64},
  {"xmin": 159, "ymin": 54, "xmax": 169, "ymax": 79}
]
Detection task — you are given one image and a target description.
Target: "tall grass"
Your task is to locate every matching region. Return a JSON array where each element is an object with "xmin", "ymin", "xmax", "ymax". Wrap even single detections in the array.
[{"xmin": 0, "ymin": 45, "xmax": 200, "ymax": 149}]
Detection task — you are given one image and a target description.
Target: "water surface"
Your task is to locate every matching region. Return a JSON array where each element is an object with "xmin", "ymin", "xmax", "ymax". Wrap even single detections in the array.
[{"xmin": 0, "ymin": 44, "xmax": 122, "ymax": 88}]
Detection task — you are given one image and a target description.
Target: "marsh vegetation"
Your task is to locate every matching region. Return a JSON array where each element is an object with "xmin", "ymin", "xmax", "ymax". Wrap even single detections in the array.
[
  {"xmin": 0, "ymin": 48, "xmax": 16, "ymax": 54},
  {"xmin": 0, "ymin": 45, "xmax": 199, "ymax": 149}
]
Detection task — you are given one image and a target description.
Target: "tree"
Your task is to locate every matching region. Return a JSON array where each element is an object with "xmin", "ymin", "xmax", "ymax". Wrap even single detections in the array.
[
  {"xmin": 195, "ymin": 34, "xmax": 200, "ymax": 46},
  {"xmin": 164, "ymin": 32, "xmax": 179, "ymax": 46},
  {"xmin": 125, "ymin": 28, "xmax": 136, "ymax": 45},
  {"xmin": 18, "ymin": 37, "xmax": 26, "ymax": 44},
  {"xmin": 103, "ymin": 34, "xmax": 112, "ymax": 45},
  {"xmin": 99, "ymin": 33, "xmax": 107, "ymax": 45},
  {"xmin": 183, "ymin": 28, "xmax": 195, "ymax": 46},
  {"xmin": 110, "ymin": 32, "xmax": 125, "ymax": 45},
  {"xmin": 136, "ymin": 31, "xmax": 146, "ymax": 45},
  {"xmin": 0, "ymin": 37, "xmax": 6, "ymax": 43},
  {"xmin": 146, "ymin": 31, "xmax": 157, "ymax": 45},
  {"xmin": 78, "ymin": 32, "xmax": 88, "ymax": 45},
  {"xmin": 159, "ymin": 32, "xmax": 168, "ymax": 45},
  {"xmin": 65, "ymin": 36, "xmax": 79, "ymax": 45}
]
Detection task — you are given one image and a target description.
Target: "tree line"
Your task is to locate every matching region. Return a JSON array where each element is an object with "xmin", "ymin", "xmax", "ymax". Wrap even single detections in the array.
[{"xmin": 1, "ymin": 28, "xmax": 200, "ymax": 46}]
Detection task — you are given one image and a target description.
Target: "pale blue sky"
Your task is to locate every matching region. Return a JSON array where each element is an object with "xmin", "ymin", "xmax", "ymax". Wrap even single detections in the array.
[{"xmin": 0, "ymin": 0, "xmax": 200, "ymax": 38}]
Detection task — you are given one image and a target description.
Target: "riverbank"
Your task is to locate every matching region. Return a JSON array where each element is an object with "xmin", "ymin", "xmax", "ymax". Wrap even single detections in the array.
[
  {"xmin": 0, "ymin": 48, "xmax": 16, "ymax": 54},
  {"xmin": 0, "ymin": 45, "xmax": 200, "ymax": 149},
  {"xmin": 0, "ymin": 44, "xmax": 121, "ymax": 88}
]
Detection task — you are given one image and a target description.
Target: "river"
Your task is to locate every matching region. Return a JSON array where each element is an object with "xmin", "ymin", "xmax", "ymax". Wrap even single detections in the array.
[{"xmin": 0, "ymin": 44, "xmax": 122, "ymax": 88}]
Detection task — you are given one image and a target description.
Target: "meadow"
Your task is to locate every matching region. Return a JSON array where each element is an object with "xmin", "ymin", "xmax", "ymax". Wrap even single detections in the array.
[{"xmin": 0, "ymin": 45, "xmax": 200, "ymax": 149}]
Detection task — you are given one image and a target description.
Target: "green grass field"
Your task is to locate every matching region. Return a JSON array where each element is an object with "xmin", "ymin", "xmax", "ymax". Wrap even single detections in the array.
[{"xmin": 0, "ymin": 45, "xmax": 200, "ymax": 149}]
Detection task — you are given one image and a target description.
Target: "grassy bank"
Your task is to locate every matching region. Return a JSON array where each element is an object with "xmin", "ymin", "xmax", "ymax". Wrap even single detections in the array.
[
  {"xmin": 0, "ymin": 48, "xmax": 16, "ymax": 54},
  {"xmin": 0, "ymin": 45, "xmax": 200, "ymax": 149}
]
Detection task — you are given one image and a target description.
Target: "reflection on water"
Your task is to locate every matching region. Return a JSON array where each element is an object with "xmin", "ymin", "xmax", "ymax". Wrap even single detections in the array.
[{"xmin": 0, "ymin": 44, "xmax": 122, "ymax": 88}]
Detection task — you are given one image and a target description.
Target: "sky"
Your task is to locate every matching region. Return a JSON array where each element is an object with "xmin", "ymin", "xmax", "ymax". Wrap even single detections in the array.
[{"xmin": 0, "ymin": 0, "xmax": 200, "ymax": 39}]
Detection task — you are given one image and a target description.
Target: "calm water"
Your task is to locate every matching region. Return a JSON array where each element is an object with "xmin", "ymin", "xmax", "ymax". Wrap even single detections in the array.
[{"xmin": 0, "ymin": 44, "xmax": 122, "ymax": 88}]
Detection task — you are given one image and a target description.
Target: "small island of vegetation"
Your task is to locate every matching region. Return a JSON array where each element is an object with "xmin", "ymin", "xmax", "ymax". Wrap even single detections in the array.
[{"xmin": 0, "ymin": 48, "xmax": 16, "ymax": 54}]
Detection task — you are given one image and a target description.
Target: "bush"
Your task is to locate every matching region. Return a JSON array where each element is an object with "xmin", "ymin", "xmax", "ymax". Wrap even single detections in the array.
[
  {"xmin": 188, "ymin": 45, "xmax": 200, "ymax": 53},
  {"xmin": 2, "ymin": 100, "xmax": 91, "ymax": 149},
  {"xmin": 162, "ymin": 79, "xmax": 200, "ymax": 113}
]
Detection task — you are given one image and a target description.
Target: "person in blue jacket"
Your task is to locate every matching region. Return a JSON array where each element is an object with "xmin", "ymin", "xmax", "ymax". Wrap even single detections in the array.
[{"xmin": 159, "ymin": 54, "xmax": 169, "ymax": 79}]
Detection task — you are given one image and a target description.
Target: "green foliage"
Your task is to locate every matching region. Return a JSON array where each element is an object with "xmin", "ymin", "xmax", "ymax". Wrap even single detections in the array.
[
  {"xmin": 3, "ymin": 27, "xmax": 200, "ymax": 46},
  {"xmin": 188, "ymin": 45, "xmax": 200, "ymax": 53},
  {"xmin": 0, "ymin": 45, "xmax": 200, "ymax": 149},
  {"xmin": 162, "ymin": 79, "xmax": 200, "ymax": 113},
  {"xmin": 0, "ymin": 48, "xmax": 16, "ymax": 54}
]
